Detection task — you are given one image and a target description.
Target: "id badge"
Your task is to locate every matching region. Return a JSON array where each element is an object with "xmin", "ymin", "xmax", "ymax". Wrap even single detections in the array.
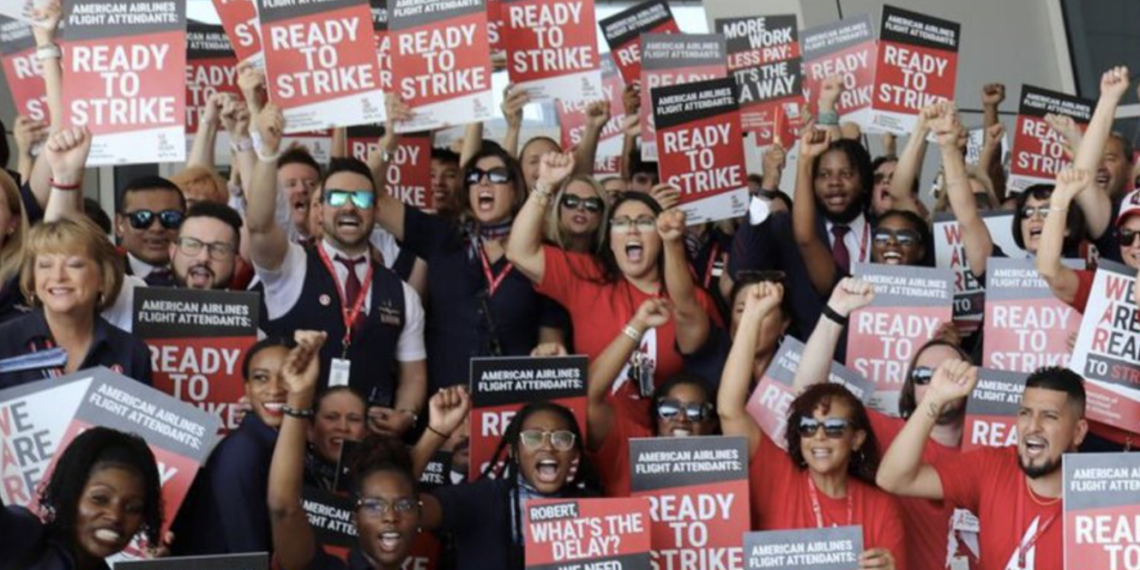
[
  {"xmin": 637, "ymin": 353, "xmax": 656, "ymax": 398},
  {"xmin": 329, "ymin": 358, "xmax": 351, "ymax": 387}
]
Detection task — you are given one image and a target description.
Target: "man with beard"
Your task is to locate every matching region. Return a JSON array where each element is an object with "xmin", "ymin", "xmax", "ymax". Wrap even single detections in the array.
[
  {"xmin": 170, "ymin": 202, "xmax": 242, "ymax": 290},
  {"xmin": 247, "ymin": 104, "xmax": 427, "ymax": 437},
  {"xmin": 116, "ymin": 176, "xmax": 187, "ymax": 287},
  {"xmin": 878, "ymin": 363, "xmax": 1088, "ymax": 570}
]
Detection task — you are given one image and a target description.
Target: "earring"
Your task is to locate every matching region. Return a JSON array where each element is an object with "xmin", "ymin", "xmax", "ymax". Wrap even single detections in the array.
[{"xmin": 98, "ymin": 292, "xmax": 106, "ymax": 306}]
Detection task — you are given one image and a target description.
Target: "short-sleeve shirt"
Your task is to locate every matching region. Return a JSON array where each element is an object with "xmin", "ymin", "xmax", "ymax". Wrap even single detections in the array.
[{"xmin": 588, "ymin": 397, "xmax": 653, "ymax": 497}]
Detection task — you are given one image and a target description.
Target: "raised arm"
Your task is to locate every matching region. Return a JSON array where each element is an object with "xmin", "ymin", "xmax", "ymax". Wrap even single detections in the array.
[
  {"xmin": 459, "ymin": 121, "xmax": 483, "ymax": 170},
  {"xmin": 219, "ymin": 96, "xmax": 256, "ymax": 196},
  {"xmin": 1071, "ymin": 67, "xmax": 1130, "ymax": 239},
  {"xmin": 41, "ymin": 127, "xmax": 92, "ymax": 222},
  {"xmin": 1036, "ymin": 168, "xmax": 1091, "ymax": 305},
  {"xmin": 27, "ymin": 0, "xmax": 64, "ymax": 208},
  {"xmin": 933, "ymin": 104, "xmax": 993, "ymax": 277},
  {"xmin": 792, "ymin": 128, "xmax": 840, "ymax": 293},
  {"xmin": 244, "ymin": 104, "xmax": 291, "ymax": 270},
  {"xmin": 587, "ymin": 299, "xmax": 670, "ymax": 450},
  {"xmin": 411, "ymin": 387, "xmax": 470, "ymax": 479},
  {"xmin": 815, "ymin": 75, "xmax": 843, "ymax": 138},
  {"xmin": 718, "ymin": 282, "xmax": 783, "ymax": 458},
  {"xmin": 760, "ymin": 143, "xmax": 787, "ymax": 194},
  {"xmin": 187, "ymin": 92, "xmax": 226, "ymax": 169},
  {"xmin": 368, "ymin": 95, "xmax": 410, "ymax": 240},
  {"xmin": 877, "ymin": 359, "xmax": 977, "ymax": 499},
  {"xmin": 500, "ymin": 84, "xmax": 528, "ymax": 158},
  {"xmin": 657, "ymin": 209, "xmax": 710, "ymax": 354},
  {"xmin": 618, "ymin": 84, "xmax": 640, "ymax": 182},
  {"xmin": 573, "ymin": 100, "xmax": 610, "ymax": 176},
  {"xmin": 268, "ymin": 331, "xmax": 327, "ymax": 570},
  {"xmin": 791, "ymin": 278, "xmax": 874, "ymax": 393},
  {"xmin": 888, "ymin": 104, "xmax": 937, "ymax": 215},
  {"xmin": 13, "ymin": 116, "xmax": 48, "ymax": 183},
  {"xmin": 978, "ymin": 122, "xmax": 1006, "ymax": 202},
  {"xmin": 506, "ymin": 152, "xmax": 573, "ymax": 283}
]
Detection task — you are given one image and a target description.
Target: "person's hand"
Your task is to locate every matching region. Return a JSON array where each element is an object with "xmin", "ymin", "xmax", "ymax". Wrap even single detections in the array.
[
  {"xmin": 501, "ymin": 84, "xmax": 529, "ymax": 128},
  {"xmin": 916, "ymin": 102, "xmax": 942, "ymax": 133},
  {"xmin": 1100, "ymin": 65, "xmax": 1130, "ymax": 102},
  {"xmin": 656, "ymin": 209, "xmax": 686, "ymax": 242},
  {"xmin": 14, "ymin": 116, "xmax": 48, "ymax": 155},
  {"xmin": 744, "ymin": 281, "xmax": 784, "ymax": 319},
  {"xmin": 585, "ymin": 100, "xmax": 611, "ymax": 131},
  {"xmin": 385, "ymin": 92, "xmax": 414, "ymax": 123},
  {"xmin": 203, "ymin": 91, "xmax": 228, "ymax": 127},
  {"xmin": 621, "ymin": 114, "xmax": 641, "ymax": 138},
  {"xmin": 925, "ymin": 359, "xmax": 978, "ymax": 410},
  {"xmin": 840, "ymin": 122, "xmax": 861, "ymax": 141},
  {"xmin": 237, "ymin": 64, "xmax": 266, "ymax": 109},
  {"xmin": 799, "ymin": 128, "xmax": 832, "ymax": 159},
  {"xmin": 631, "ymin": 298, "xmax": 672, "ymax": 331},
  {"xmin": 281, "ymin": 331, "xmax": 327, "ymax": 400},
  {"xmin": 1051, "ymin": 167, "xmax": 1092, "ymax": 206},
  {"xmin": 622, "ymin": 82, "xmax": 640, "ymax": 115},
  {"xmin": 142, "ymin": 531, "xmax": 176, "ymax": 559},
  {"xmin": 761, "ymin": 143, "xmax": 786, "ymax": 187},
  {"xmin": 818, "ymin": 75, "xmax": 843, "ymax": 112},
  {"xmin": 428, "ymin": 386, "xmax": 471, "ymax": 438},
  {"xmin": 537, "ymin": 152, "xmax": 575, "ymax": 188},
  {"xmin": 43, "ymin": 127, "xmax": 93, "ymax": 186},
  {"xmin": 929, "ymin": 103, "xmax": 963, "ymax": 149},
  {"xmin": 881, "ymin": 132, "xmax": 897, "ymax": 155},
  {"xmin": 981, "ymin": 83, "xmax": 1006, "ymax": 108},
  {"xmin": 530, "ymin": 343, "xmax": 568, "ymax": 357},
  {"xmin": 828, "ymin": 277, "xmax": 875, "ymax": 317},
  {"xmin": 649, "ymin": 184, "xmax": 681, "ymax": 210},
  {"xmin": 256, "ymin": 104, "xmax": 285, "ymax": 155},
  {"xmin": 367, "ymin": 407, "xmax": 414, "ymax": 436},
  {"xmin": 1043, "ymin": 113, "xmax": 1081, "ymax": 158},
  {"xmin": 982, "ymin": 122, "xmax": 1005, "ymax": 153},
  {"xmin": 31, "ymin": 0, "xmax": 62, "ymax": 44},
  {"xmin": 859, "ymin": 548, "xmax": 895, "ymax": 570}
]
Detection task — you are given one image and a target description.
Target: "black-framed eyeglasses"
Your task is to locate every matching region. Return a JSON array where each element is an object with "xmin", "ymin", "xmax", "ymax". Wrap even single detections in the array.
[
  {"xmin": 910, "ymin": 366, "xmax": 934, "ymax": 386},
  {"xmin": 1118, "ymin": 229, "xmax": 1140, "ymax": 248},
  {"xmin": 355, "ymin": 496, "xmax": 420, "ymax": 518},
  {"xmin": 872, "ymin": 228, "xmax": 921, "ymax": 246},
  {"xmin": 519, "ymin": 429, "xmax": 576, "ymax": 451},
  {"xmin": 561, "ymin": 194, "xmax": 604, "ymax": 213},
  {"xmin": 465, "ymin": 167, "xmax": 512, "ymax": 186},
  {"xmin": 657, "ymin": 398, "xmax": 714, "ymax": 422},
  {"xmin": 127, "ymin": 209, "xmax": 184, "ymax": 230},
  {"xmin": 325, "ymin": 189, "xmax": 375, "ymax": 209},
  {"xmin": 797, "ymin": 417, "xmax": 852, "ymax": 439},
  {"xmin": 175, "ymin": 237, "xmax": 235, "ymax": 260}
]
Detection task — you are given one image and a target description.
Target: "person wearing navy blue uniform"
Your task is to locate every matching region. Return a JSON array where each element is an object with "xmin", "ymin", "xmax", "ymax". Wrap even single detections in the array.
[{"xmin": 116, "ymin": 176, "xmax": 186, "ymax": 288}]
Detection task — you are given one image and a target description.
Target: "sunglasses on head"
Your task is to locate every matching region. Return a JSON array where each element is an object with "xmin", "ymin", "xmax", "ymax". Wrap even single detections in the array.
[
  {"xmin": 872, "ymin": 228, "xmax": 921, "ymax": 246},
  {"xmin": 1118, "ymin": 229, "xmax": 1140, "ymax": 247},
  {"xmin": 561, "ymin": 194, "xmax": 604, "ymax": 213},
  {"xmin": 657, "ymin": 398, "xmax": 714, "ymax": 422},
  {"xmin": 519, "ymin": 429, "xmax": 576, "ymax": 451},
  {"xmin": 127, "ymin": 209, "xmax": 184, "ymax": 230},
  {"xmin": 325, "ymin": 189, "xmax": 375, "ymax": 209},
  {"xmin": 797, "ymin": 417, "xmax": 852, "ymax": 439},
  {"xmin": 465, "ymin": 167, "xmax": 512, "ymax": 186},
  {"xmin": 910, "ymin": 366, "xmax": 934, "ymax": 386}
]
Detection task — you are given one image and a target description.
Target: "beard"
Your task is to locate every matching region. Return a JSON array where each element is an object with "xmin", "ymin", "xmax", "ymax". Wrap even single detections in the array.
[
  {"xmin": 1018, "ymin": 452, "xmax": 1062, "ymax": 479},
  {"xmin": 816, "ymin": 194, "xmax": 866, "ymax": 225}
]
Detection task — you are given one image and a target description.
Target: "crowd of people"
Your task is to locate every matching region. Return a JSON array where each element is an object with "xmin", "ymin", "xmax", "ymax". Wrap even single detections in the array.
[{"xmin": 2, "ymin": 2, "xmax": 1140, "ymax": 570}]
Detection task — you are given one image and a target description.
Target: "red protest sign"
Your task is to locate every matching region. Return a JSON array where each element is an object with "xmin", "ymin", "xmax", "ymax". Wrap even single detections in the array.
[
  {"xmin": 869, "ymin": 5, "xmax": 960, "ymax": 135},
  {"xmin": 555, "ymin": 52, "xmax": 626, "ymax": 175},
  {"xmin": 1008, "ymin": 85, "xmax": 1093, "ymax": 193},
  {"xmin": 652, "ymin": 77, "xmax": 747, "ymax": 224},
  {"xmin": 1063, "ymin": 454, "xmax": 1140, "ymax": 570},
  {"xmin": 185, "ymin": 20, "xmax": 240, "ymax": 135},
  {"xmin": 347, "ymin": 126, "xmax": 434, "ymax": 211},
  {"xmin": 983, "ymin": 257, "xmax": 1083, "ymax": 372},
  {"xmin": 502, "ymin": 0, "xmax": 601, "ymax": 102},
  {"xmin": 525, "ymin": 497, "xmax": 651, "ymax": 568},
  {"xmin": 212, "ymin": 0, "xmax": 263, "ymax": 68},
  {"xmin": 259, "ymin": 0, "xmax": 385, "ymax": 133},
  {"xmin": 369, "ymin": 0, "xmax": 391, "ymax": 91},
  {"xmin": 390, "ymin": 0, "xmax": 494, "ymax": 133},
  {"xmin": 61, "ymin": 0, "xmax": 187, "ymax": 165},
  {"xmin": 847, "ymin": 263, "xmax": 954, "ymax": 416},
  {"xmin": 717, "ymin": 15, "xmax": 803, "ymax": 145},
  {"xmin": 598, "ymin": 0, "xmax": 678, "ymax": 86},
  {"xmin": 487, "ymin": 0, "xmax": 505, "ymax": 54},
  {"xmin": 962, "ymin": 368, "xmax": 1027, "ymax": 452},
  {"xmin": 0, "ymin": 16, "xmax": 49, "ymax": 122},
  {"xmin": 640, "ymin": 33, "xmax": 727, "ymax": 162},
  {"xmin": 468, "ymin": 356, "xmax": 587, "ymax": 481},
  {"xmin": 801, "ymin": 15, "xmax": 876, "ymax": 128}
]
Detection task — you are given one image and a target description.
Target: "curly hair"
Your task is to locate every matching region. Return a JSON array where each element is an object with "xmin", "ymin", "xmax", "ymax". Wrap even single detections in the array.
[
  {"xmin": 348, "ymin": 433, "xmax": 418, "ymax": 497},
  {"xmin": 784, "ymin": 383, "xmax": 880, "ymax": 485}
]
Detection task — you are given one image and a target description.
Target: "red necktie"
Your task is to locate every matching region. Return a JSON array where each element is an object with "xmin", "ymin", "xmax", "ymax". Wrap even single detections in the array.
[
  {"xmin": 335, "ymin": 255, "xmax": 365, "ymax": 331},
  {"xmin": 831, "ymin": 224, "xmax": 851, "ymax": 274}
]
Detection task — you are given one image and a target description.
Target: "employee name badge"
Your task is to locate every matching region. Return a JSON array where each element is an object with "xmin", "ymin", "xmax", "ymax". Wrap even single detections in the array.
[{"xmin": 330, "ymin": 358, "xmax": 351, "ymax": 387}]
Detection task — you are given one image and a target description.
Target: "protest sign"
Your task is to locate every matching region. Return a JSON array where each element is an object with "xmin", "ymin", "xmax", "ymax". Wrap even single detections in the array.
[
  {"xmin": 598, "ymin": 0, "xmax": 678, "ymax": 86},
  {"xmin": 133, "ymin": 288, "xmax": 260, "ymax": 433},
  {"xmin": 501, "ymin": 0, "xmax": 601, "ymax": 102},
  {"xmin": 1063, "ymin": 453, "xmax": 1140, "ymax": 570},
  {"xmin": 0, "ymin": 16, "xmax": 48, "ymax": 122},
  {"xmin": 1007, "ymin": 85, "xmax": 1093, "ymax": 193},
  {"xmin": 258, "ymin": 0, "xmax": 384, "ymax": 133},
  {"xmin": 525, "ymin": 497, "xmax": 652, "ymax": 570},
  {"xmin": 302, "ymin": 486, "xmax": 357, "ymax": 560},
  {"xmin": 746, "ymin": 337, "xmax": 874, "ymax": 449},
  {"xmin": 469, "ymin": 355, "xmax": 587, "ymax": 480},
  {"xmin": 283, "ymin": 128, "xmax": 333, "ymax": 164},
  {"xmin": 487, "ymin": 0, "xmax": 504, "ymax": 54},
  {"xmin": 639, "ymin": 33, "xmax": 726, "ymax": 162},
  {"xmin": 418, "ymin": 450, "xmax": 456, "ymax": 492},
  {"xmin": 0, "ymin": 367, "xmax": 221, "ymax": 556},
  {"xmin": 964, "ymin": 126, "xmax": 1008, "ymax": 166},
  {"xmin": 212, "ymin": 0, "xmax": 262, "ymax": 68},
  {"xmin": 716, "ymin": 14, "xmax": 803, "ymax": 145},
  {"xmin": 932, "ymin": 210, "xmax": 1025, "ymax": 334},
  {"xmin": 629, "ymin": 436, "xmax": 749, "ymax": 570},
  {"xmin": 117, "ymin": 553, "xmax": 268, "ymax": 570},
  {"xmin": 186, "ymin": 20, "xmax": 240, "ymax": 135},
  {"xmin": 869, "ymin": 5, "xmax": 960, "ymax": 135},
  {"xmin": 983, "ymin": 257, "xmax": 1083, "ymax": 372},
  {"xmin": 847, "ymin": 262, "xmax": 954, "ymax": 416},
  {"xmin": 555, "ymin": 52, "xmax": 626, "ymax": 175},
  {"xmin": 0, "ymin": 0, "xmax": 35, "ymax": 24},
  {"xmin": 369, "ymin": 0, "xmax": 391, "ymax": 91},
  {"xmin": 61, "ymin": 0, "xmax": 186, "ymax": 165},
  {"xmin": 962, "ymin": 368, "xmax": 1027, "ymax": 452},
  {"xmin": 347, "ymin": 126, "xmax": 434, "ymax": 210},
  {"xmin": 801, "ymin": 14, "xmax": 876, "ymax": 128},
  {"xmin": 1068, "ymin": 260, "xmax": 1140, "ymax": 434},
  {"xmin": 743, "ymin": 526, "xmax": 863, "ymax": 570},
  {"xmin": 652, "ymin": 77, "xmax": 747, "ymax": 224},
  {"xmin": 390, "ymin": 0, "xmax": 494, "ymax": 133}
]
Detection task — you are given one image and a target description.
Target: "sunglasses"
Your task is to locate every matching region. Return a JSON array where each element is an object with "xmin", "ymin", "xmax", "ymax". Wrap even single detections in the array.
[
  {"xmin": 910, "ymin": 366, "xmax": 934, "ymax": 386},
  {"xmin": 466, "ymin": 167, "xmax": 512, "ymax": 186},
  {"xmin": 325, "ymin": 189, "xmax": 375, "ymax": 209},
  {"xmin": 127, "ymin": 209, "xmax": 184, "ymax": 230},
  {"xmin": 1118, "ymin": 229, "xmax": 1140, "ymax": 247},
  {"xmin": 355, "ymin": 496, "xmax": 419, "ymax": 518},
  {"xmin": 519, "ymin": 429, "xmax": 576, "ymax": 451},
  {"xmin": 798, "ymin": 417, "xmax": 853, "ymax": 439},
  {"xmin": 657, "ymin": 398, "xmax": 714, "ymax": 422},
  {"xmin": 872, "ymin": 228, "xmax": 921, "ymax": 246},
  {"xmin": 1020, "ymin": 206, "xmax": 1051, "ymax": 220},
  {"xmin": 561, "ymin": 194, "xmax": 604, "ymax": 213},
  {"xmin": 610, "ymin": 216, "xmax": 656, "ymax": 233}
]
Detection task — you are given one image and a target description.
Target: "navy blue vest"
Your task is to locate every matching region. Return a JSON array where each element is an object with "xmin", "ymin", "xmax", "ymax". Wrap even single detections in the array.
[{"xmin": 263, "ymin": 249, "xmax": 406, "ymax": 405}]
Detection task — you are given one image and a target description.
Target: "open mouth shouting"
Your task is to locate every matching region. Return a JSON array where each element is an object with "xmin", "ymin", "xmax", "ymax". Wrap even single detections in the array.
[
  {"xmin": 624, "ymin": 240, "xmax": 644, "ymax": 264},
  {"xmin": 185, "ymin": 264, "xmax": 215, "ymax": 288},
  {"xmin": 1096, "ymin": 168, "xmax": 1111, "ymax": 189},
  {"xmin": 880, "ymin": 249, "xmax": 904, "ymax": 265},
  {"xmin": 377, "ymin": 530, "xmax": 406, "ymax": 555}
]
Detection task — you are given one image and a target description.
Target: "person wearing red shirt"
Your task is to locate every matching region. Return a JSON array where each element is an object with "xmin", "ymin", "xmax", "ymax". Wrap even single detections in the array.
[
  {"xmin": 720, "ymin": 282, "xmax": 904, "ymax": 570},
  {"xmin": 878, "ymin": 363, "xmax": 1089, "ymax": 570}
]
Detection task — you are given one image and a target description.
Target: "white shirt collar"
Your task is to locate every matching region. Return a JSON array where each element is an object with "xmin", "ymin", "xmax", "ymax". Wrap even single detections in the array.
[{"xmin": 127, "ymin": 252, "xmax": 161, "ymax": 278}]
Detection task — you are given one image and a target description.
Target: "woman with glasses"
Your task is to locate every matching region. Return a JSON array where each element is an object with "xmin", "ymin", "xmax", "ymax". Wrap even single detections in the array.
[
  {"xmin": 543, "ymin": 174, "xmax": 610, "ymax": 254},
  {"xmin": 719, "ymin": 282, "xmax": 903, "ymax": 570}
]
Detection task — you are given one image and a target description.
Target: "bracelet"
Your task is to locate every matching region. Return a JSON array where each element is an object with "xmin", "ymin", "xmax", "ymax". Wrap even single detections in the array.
[
  {"xmin": 821, "ymin": 304, "xmax": 849, "ymax": 326},
  {"xmin": 622, "ymin": 324, "xmax": 643, "ymax": 342},
  {"xmin": 427, "ymin": 425, "xmax": 451, "ymax": 439},
  {"xmin": 282, "ymin": 405, "xmax": 314, "ymax": 419},
  {"xmin": 256, "ymin": 147, "xmax": 283, "ymax": 163},
  {"xmin": 397, "ymin": 408, "xmax": 419, "ymax": 424},
  {"xmin": 50, "ymin": 179, "xmax": 81, "ymax": 190},
  {"xmin": 817, "ymin": 109, "xmax": 840, "ymax": 126},
  {"xmin": 533, "ymin": 181, "xmax": 552, "ymax": 201},
  {"xmin": 1047, "ymin": 207, "xmax": 1069, "ymax": 214},
  {"xmin": 757, "ymin": 188, "xmax": 781, "ymax": 200},
  {"xmin": 36, "ymin": 44, "xmax": 61, "ymax": 61}
]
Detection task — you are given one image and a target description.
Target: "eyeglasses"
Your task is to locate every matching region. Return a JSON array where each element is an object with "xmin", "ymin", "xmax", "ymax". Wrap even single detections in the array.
[
  {"xmin": 127, "ymin": 209, "xmax": 184, "ymax": 230},
  {"xmin": 1118, "ymin": 229, "xmax": 1140, "ymax": 247},
  {"xmin": 519, "ymin": 429, "xmax": 576, "ymax": 451},
  {"xmin": 797, "ymin": 417, "xmax": 852, "ymax": 439},
  {"xmin": 465, "ymin": 167, "xmax": 512, "ymax": 186},
  {"xmin": 610, "ymin": 216, "xmax": 656, "ymax": 233},
  {"xmin": 355, "ymin": 496, "xmax": 420, "ymax": 518},
  {"xmin": 561, "ymin": 194, "xmax": 604, "ymax": 213},
  {"xmin": 325, "ymin": 189, "xmax": 375, "ymax": 209},
  {"xmin": 657, "ymin": 398, "xmax": 713, "ymax": 422},
  {"xmin": 175, "ymin": 237, "xmax": 235, "ymax": 260},
  {"xmin": 1020, "ymin": 206, "xmax": 1051, "ymax": 220},
  {"xmin": 910, "ymin": 366, "xmax": 934, "ymax": 386},
  {"xmin": 872, "ymin": 228, "xmax": 921, "ymax": 246}
]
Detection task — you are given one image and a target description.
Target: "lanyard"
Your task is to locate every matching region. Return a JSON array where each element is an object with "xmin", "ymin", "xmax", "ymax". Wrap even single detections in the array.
[
  {"xmin": 479, "ymin": 246, "xmax": 513, "ymax": 297},
  {"xmin": 317, "ymin": 246, "xmax": 374, "ymax": 353},
  {"xmin": 1014, "ymin": 480, "xmax": 1058, "ymax": 569},
  {"xmin": 807, "ymin": 476, "xmax": 853, "ymax": 529}
]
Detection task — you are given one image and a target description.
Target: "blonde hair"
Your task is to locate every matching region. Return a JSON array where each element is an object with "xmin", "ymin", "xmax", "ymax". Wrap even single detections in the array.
[
  {"xmin": 543, "ymin": 175, "xmax": 610, "ymax": 254},
  {"xmin": 0, "ymin": 171, "xmax": 29, "ymax": 285},
  {"xmin": 170, "ymin": 166, "xmax": 229, "ymax": 205},
  {"xmin": 20, "ymin": 219, "xmax": 124, "ymax": 312}
]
